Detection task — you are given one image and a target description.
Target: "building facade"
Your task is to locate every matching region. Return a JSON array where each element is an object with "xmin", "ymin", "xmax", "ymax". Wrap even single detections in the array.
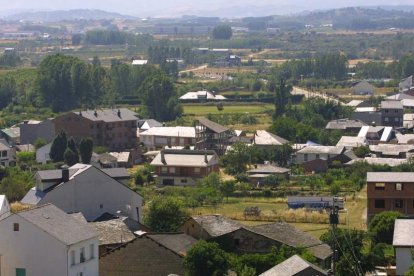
[
  {"xmin": 367, "ymin": 172, "xmax": 414, "ymax": 220},
  {"xmin": 53, "ymin": 109, "xmax": 138, "ymax": 151},
  {"xmin": 0, "ymin": 204, "xmax": 99, "ymax": 276},
  {"xmin": 151, "ymin": 149, "xmax": 219, "ymax": 186}
]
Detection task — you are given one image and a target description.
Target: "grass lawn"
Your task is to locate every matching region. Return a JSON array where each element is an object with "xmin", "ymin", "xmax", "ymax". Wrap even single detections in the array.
[
  {"xmin": 182, "ymin": 104, "xmax": 273, "ymax": 115},
  {"xmin": 188, "ymin": 188, "xmax": 368, "ymax": 239}
]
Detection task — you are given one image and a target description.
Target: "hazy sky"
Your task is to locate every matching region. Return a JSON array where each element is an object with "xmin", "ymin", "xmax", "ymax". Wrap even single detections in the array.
[{"xmin": 2, "ymin": 0, "xmax": 414, "ymax": 17}]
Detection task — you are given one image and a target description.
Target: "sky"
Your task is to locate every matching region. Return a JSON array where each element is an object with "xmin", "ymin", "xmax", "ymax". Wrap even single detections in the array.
[{"xmin": 1, "ymin": 0, "xmax": 414, "ymax": 17}]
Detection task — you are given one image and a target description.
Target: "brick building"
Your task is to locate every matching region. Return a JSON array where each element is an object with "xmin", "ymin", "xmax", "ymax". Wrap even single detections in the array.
[
  {"xmin": 53, "ymin": 108, "xmax": 138, "ymax": 151},
  {"xmin": 367, "ymin": 172, "xmax": 414, "ymax": 220}
]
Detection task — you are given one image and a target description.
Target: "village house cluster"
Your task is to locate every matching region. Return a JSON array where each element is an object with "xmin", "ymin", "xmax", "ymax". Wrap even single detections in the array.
[{"xmin": 2, "ymin": 76, "xmax": 414, "ymax": 275}]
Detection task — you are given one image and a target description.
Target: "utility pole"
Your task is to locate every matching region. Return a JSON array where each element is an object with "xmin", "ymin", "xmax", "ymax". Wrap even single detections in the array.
[{"xmin": 329, "ymin": 197, "xmax": 339, "ymax": 276}]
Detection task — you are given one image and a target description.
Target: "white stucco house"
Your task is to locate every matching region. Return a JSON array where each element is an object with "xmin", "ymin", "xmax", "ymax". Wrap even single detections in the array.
[
  {"xmin": 0, "ymin": 204, "xmax": 99, "ymax": 276},
  {"xmin": 294, "ymin": 146, "xmax": 346, "ymax": 164},
  {"xmin": 35, "ymin": 142, "xmax": 51, "ymax": 164},
  {"xmin": 393, "ymin": 219, "xmax": 414, "ymax": 275},
  {"xmin": 21, "ymin": 164, "xmax": 143, "ymax": 222},
  {"xmin": 0, "ymin": 195, "xmax": 10, "ymax": 220}
]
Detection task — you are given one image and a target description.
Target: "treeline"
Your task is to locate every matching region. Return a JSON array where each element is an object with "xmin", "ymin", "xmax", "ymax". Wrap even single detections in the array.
[
  {"xmin": 272, "ymin": 52, "xmax": 348, "ymax": 80},
  {"xmin": 16, "ymin": 54, "xmax": 182, "ymax": 121},
  {"xmin": 84, "ymin": 30, "xmax": 127, "ymax": 45},
  {"xmin": 0, "ymin": 52, "xmax": 21, "ymax": 68},
  {"xmin": 354, "ymin": 54, "xmax": 414, "ymax": 79}
]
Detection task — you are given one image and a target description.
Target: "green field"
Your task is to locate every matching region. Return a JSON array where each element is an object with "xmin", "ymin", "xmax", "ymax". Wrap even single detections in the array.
[
  {"xmin": 182, "ymin": 104, "xmax": 274, "ymax": 115},
  {"xmin": 188, "ymin": 188, "xmax": 367, "ymax": 239}
]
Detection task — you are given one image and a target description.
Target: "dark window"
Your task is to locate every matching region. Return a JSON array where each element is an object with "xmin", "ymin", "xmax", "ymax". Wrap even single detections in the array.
[
  {"xmin": 13, "ymin": 223, "xmax": 19, "ymax": 231},
  {"xmin": 316, "ymin": 154, "xmax": 320, "ymax": 159},
  {"xmin": 234, "ymin": 239, "xmax": 240, "ymax": 246},
  {"xmin": 395, "ymin": 199, "xmax": 404, "ymax": 208},
  {"xmin": 100, "ymin": 204, "xmax": 103, "ymax": 209},
  {"xmin": 375, "ymin": 199, "xmax": 385, "ymax": 209}
]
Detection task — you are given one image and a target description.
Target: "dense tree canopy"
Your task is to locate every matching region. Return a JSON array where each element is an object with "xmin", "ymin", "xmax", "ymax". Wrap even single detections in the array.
[
  {"xmin": 212, "ymin": 25, "xmax": 233, "ymax": 40},
  {"xmin": 369, "ymin": 211, "xmax": 403, "ymax": 244},
  {"xmin": 144, "ymin": 197, "xmax": 189, "ymax": 232},
  {"xmin": 184, "ymin": 240, "xmax": 229, "ymax": 276}
]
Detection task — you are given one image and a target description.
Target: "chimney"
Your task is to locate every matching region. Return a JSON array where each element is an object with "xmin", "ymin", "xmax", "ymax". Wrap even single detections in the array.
[
  {"xmin": 161, "ymin": 150, "xmax": 166, "ymax": 164},
  {"xmin": 61, "ymin": 165, "xmax": 69, "ymax": 182},
  {"xmin": 204, "ymin": 150, "xmax": 208, "ymax": 163},
  {"xmin": 94, "ymin": 110, "xmax": 98, "ymax": 117},
  {"xmin": 117, "ymin": 109, "xmax": 121, "ymax": 117}
]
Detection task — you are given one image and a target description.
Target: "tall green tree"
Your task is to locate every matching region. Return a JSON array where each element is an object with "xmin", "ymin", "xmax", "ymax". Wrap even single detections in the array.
[
  {"xmin": 369, "ymin": 211, "xmax": 403, "ymax": 244},
  {"xmin": 273, "ymin": 78, "xmax": 291, "ymax": 117},
  {"xmin": 67, "ymin": 138, "xmax": 79, "ymax": 164},
  {"xmin": 144, "ymin": 197, "xmax": 189, "ymax": 232},
  {"xmin": 79, "ymin": 137, "xmax": 93, "ymax": 164},
  {"xmin": 50, "ymin": 131, "xmax": 67, "ymax": 162},
  {"xmin": 64, "ymin": 148, "xmax": 78, "ymax": 166},
  {"xmin": 212, "ymin": 25, "xmax": 233, "ymax": 40},
  {"xmin": 184, "ymin": 240, "xmax": 229, "ymax": 276},
  {"xmin": 138, "ymin": 74, "xmax": 182, "ymax": 121}
]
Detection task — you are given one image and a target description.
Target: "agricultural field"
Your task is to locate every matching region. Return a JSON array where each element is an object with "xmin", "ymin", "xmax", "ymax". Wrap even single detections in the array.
[
  {"xmin": 188, "ymin": 187, "xmax": 367, "ymax": 239},
  {"xmin": 182, "ymin": 103, "xmax": 273, "ymax": 115}
]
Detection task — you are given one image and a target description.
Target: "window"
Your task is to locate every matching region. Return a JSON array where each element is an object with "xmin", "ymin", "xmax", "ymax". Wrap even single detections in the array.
[
  {"xmin": 395, "ymin": 199, "xmax": 404, "ymax": 208},
  {"xmin": 375, "ymin": 199, "xmax": 385, "ymax": 209},
  {"xmin": 181, "ymin": 179, "xmax": 188, "ymax": 183},
  {"xmin": 169, "ymin": 167, "xmax": 176, "ymax": 174},
  {"xmin": 396, "ymin": 183, "xmax": 403, "ymax": 191},
  {"xmin": 100, "ymin": 204, "xmax": 103, "ymax": 209},
  {"xmin": 1, "ymin": 151, "xmax": 7, "ymax": 157},
  {"xmin": 316, "ymin": 154, "xmax": 320, "ymax": 159},
  {"xmin": 194, "ymin": 167, "xmax": 200, "ymax": 174},
  {"xmin": 304, "ymin": 154, "xmax": 308, "ymax": 162},
  {"xmin": 80, "ymin": 247, "xmax": 85, "ymax": 263},
  {"xmin": 70, "ymin": 250, "xmax": 75, "ymax": 265},
  {"xmin": 395, "ymin": 117, "xmax": 399, "ymax": 122},
  {"xmin": 15, "ymin": 268, "xmax": 26, "ymax": 276},
  {"xmin": 90, "ymin": 244, "xmax": 95, "ymax": 259},
  {"xmin": 161, "ymin": 167, "xmax": 168, "ymax": 173},
  {"xmin": 13, "ymin": 223, "xmax": 19, "ymax": 231},
  {"xmin": 375, "ymin": 183, "xmax": 385, "ymax": 190}
]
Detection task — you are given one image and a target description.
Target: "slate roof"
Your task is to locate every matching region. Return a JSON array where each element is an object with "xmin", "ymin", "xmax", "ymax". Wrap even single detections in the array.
[
  {"xmin": 192, "ymin": 215, "xmax": 242, "ymax": 237},
  {"xmin": 109, "ymin": 152, "xmax": 130, "ymax": 163},
  {"xmin": 151, "ymin": 149, "xmax": 218, "ymax": 167},
  {"xmin": 346, "ymin": 157, "xmax": 408, "ymax": 167},
  {"xmin": 74, "ymin": 108, "xmax": 138, "ymax": 122},
  {"xmin": 21, "ymin": 187, "xmax": 47, "ymax": 205},
  {"xmin": 386, "ymin": 93, "xmax": 414, "ymax": 100},
  {"xmin": 197, "ymin": 117, "xmax": 229, "ymax": 133},
  {"xmin": 249, "ymin": 222, "xmax": 332, "ymax": 260},
  {"xmin": 393, "ymin": 219, "xmax": 414, "ymax": 247},
  {"xmin": 336, "ymin": 136, "xmax": 367, "ymax": 148},
  {"xmin": 325, "ymin": 119, "xmax": 366, "ymax": 130},
  {"xmin": 367, "ymin": 172, "xmax": 414, "ymax": 183},
  {"xmin": 102, "ymin": 168, "xmax": 130, "ymax": 179},
  {"xmin": 137, "ymin": 119, "xmax": 162, "ymax": 129},
  {"xmin": 259, "ymin": 254, "xmax": 327, "ymax": 276},
  {"xmin": 1, "ymin": 127, "xmax": 20, "ymax": 138},
  {"xmin": 36, "ymin": 169, "xmax": 78, "ymax": 181},
  {"xmin": 297, "ymin": 146, "xmax": 344, "ymax": 155},
  {"xmin": 90, "ymin": 217, "xmax": 137, "ymax": 245},
  {"xmin": 369, "ymin": 144, "xmax": 414, "ymax": 156},
  {"xmin": 100, "ymin": 236, "xmax": 185, "ymax": 276},
  {"xmin": 254, "ymin": 130, "xmax": 288, "ymax": 146},
  {"xmin": 147, "ymin": 233, "xmax": 197, "ymax": 256},
  {"xmin": 140, "ymin": 126, "xmax": 195, "ymax": 138},
  {"xmin": 247, "ymin": 164, "xmax": 290, "ymax": 174},
  {"xmin": 381, "ymin": 100, "xmax": 403, "ymax": 109},
  {"xmin": 17, "ymin": 204, "xmax": 97, "ymax": 245}
]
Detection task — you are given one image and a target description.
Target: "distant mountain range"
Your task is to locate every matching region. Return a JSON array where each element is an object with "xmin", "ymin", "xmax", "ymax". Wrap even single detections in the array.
[
  {"xmin": 3, "ymin": 9, "xmax": 136, "ymax": 21},
  {"xmin": 2, "ymin": 5, "xmax": 414, "ymax": 23}
]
